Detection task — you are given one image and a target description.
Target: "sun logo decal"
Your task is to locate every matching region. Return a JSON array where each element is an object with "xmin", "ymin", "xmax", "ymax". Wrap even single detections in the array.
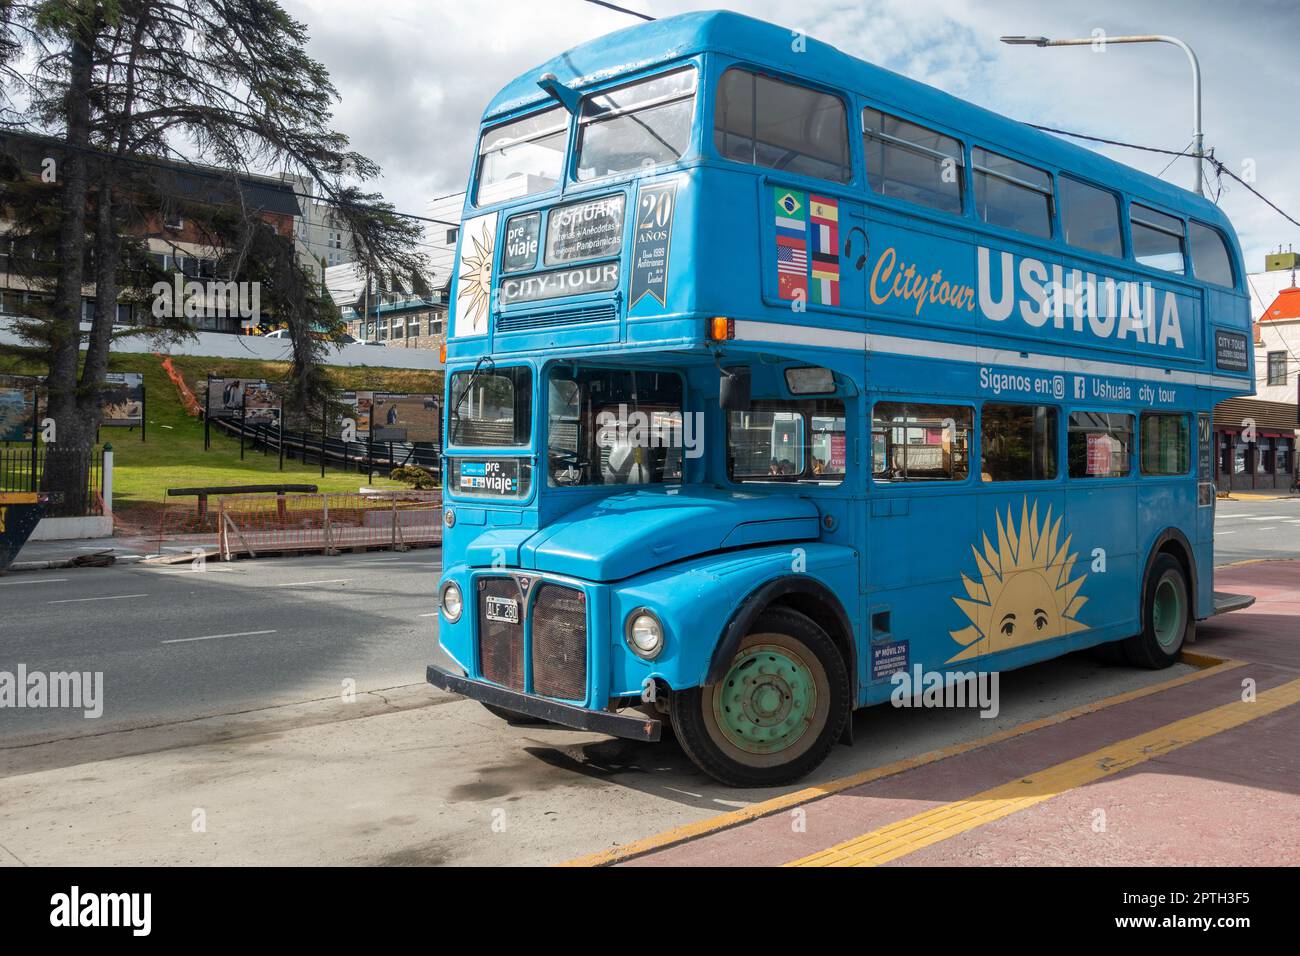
[
  {"xmin": 948, "ymin": 498, "xmax": 1089, "ymax": 663},
  {"xmin": 452, "ymin": 213, "xmax": 496, "ymax": 337}
]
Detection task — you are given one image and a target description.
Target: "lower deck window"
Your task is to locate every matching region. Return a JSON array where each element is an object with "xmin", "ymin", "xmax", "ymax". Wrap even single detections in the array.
[
  {"xmin": 1067, "ymin": 412, "xmax": 1133, "ymax": 478},
  {"xmin": 1140, "ymin": 413, "xmax": 1190, "ymax": 475},
  {"xmin": 729, "ymin": 399, "xmax": 846, "ymax": 484},
  {"xmin": 982, "ymin": 403, "xmax": 1058, "ymax": 482},
  {"xmin": 872, "ymin": 403, "xmax": 971, "ymax": 481}
]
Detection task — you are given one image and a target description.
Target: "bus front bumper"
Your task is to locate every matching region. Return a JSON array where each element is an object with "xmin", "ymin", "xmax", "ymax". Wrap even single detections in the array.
[{"xmin": 425, "ymin": 664, "xmax": 662, "ymax": 742}]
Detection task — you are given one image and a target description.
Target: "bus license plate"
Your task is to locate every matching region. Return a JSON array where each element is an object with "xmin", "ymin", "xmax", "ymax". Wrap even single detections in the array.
[{"xmin": 485, "ymin": 596, "xmax": 520, "ymax": 624}]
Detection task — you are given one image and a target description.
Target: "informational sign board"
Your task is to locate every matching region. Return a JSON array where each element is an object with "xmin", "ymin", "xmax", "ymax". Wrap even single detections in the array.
[
  {"xmin": 0, "ymin": 386, "xmax": 36, "ymax": 442},
  {"xmin": 629, "ymin": 181, "xmax": 678, "ymax": 309},
  {"xmin": 544, "ymin": 194, "xmax": 625, "ymax": 265},
  {"xmin": 1214, "ymin": 329, "xmax": 1249, "ymax": 372},
  {"xmin": 100, "ymin": 372, "xmax": 144, "ymax": 427},
  {"xmin": 872, "ymin": 641, "xmax": 909, "ymax": 682},
  {"xmin": 1086, "ymin": 432, "xmax": 1114, "ymax": 477},
  {"xmin": 243, "ymin": 381, "xmax": 281, "ymax": 426},
  {"xmin": 206, "ymin": 377, "xmax": 246, "ymax": 420},
  {"xmin": 372, "ymin": 393, "xmax": 439, "ymax": 444},
  {"xmin": 351, "ymin": 391, "xmax": 374, "ymax": 436}
]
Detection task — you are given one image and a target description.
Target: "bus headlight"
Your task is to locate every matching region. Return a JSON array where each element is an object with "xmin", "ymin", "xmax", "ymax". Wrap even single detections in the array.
[
  {"xmin": 440, "ymin": 581, "xmax": 463, "ymax": 623},
  {"xmin": 625, "ymin": 608, "xmax": 664, "ymax": 659}
]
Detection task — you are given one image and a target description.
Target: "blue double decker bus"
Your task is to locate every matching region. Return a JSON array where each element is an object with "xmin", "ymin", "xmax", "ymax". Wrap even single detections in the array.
[{"xmin": 427, "ymin": 10, "xmax": 1256, "ymax": 786}]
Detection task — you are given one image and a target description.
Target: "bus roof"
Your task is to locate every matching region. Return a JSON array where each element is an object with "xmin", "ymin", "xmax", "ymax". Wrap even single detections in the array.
[{"xmin": 484, "ymin": 9, "xmax": 1233, "ymax": 235}]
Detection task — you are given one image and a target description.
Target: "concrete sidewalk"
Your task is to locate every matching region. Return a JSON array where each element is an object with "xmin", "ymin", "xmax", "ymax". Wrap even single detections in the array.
[{"xmin": 586, "ymin": 560, "xmax": 1300, "ymax": 867}]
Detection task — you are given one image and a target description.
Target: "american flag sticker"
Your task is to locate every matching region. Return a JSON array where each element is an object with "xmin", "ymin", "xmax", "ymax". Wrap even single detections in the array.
[
  {"xmin": 774, "ymin": 187, "xmax": 808, "ymax": 301},
  {"xmin": 809, "ymin": 195, "xmax": 840, "ymax": 306}
]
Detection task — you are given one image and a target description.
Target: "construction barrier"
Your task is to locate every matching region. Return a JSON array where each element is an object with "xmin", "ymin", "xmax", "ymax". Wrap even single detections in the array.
[{"xmin": 216, "ymin": 490, "xmax": 442, "ymax": 560}]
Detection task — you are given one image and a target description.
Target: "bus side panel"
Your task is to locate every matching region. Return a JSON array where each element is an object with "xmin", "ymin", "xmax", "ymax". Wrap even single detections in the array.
[
  {"xmin": 1064, "ymin": 480, "xmax": 1141, "ymax": 641},
  {"xmin": 1137, "ymin": 477, "xmax": 1201, "ymax": 611}
]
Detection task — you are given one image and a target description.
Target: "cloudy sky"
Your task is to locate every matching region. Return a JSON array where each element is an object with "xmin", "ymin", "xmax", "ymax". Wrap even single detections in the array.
[{"xmin": 284, "ymin": 0, "xmax": 1300, "ymax": 273}]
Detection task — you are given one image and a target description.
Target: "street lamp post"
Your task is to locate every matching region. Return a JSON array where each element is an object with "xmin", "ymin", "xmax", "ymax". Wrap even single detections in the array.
[{"xmin": 1000, "ymin": 34, "xmax": 1205, "ymax": 196}]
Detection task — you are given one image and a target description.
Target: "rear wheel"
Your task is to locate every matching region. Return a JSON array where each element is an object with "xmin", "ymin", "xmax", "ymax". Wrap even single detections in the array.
[
  {"xmin": 670, "ymin": 607, "xmax": 850, "ymax": 787},
  {"xmin": 480, "ymin": 702, "xmax": 548, "ymax": 726},
  {"xmin": 1122, "ymin": 553, "xmax": 1192, "ymax": 668}
]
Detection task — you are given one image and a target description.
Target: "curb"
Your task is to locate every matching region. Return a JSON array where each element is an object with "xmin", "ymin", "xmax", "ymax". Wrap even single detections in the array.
[{"xmin": 3, "ymin": 553, "xmax": 145, "ymax": 573}]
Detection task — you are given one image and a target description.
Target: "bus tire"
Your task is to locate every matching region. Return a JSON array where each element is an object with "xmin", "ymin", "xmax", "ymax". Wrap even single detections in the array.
[
  {"xmin": 670, "ymin": 607, "xmax": 849, "ymax": 787},
  {"xmin": 480, "ymin": 702, "xmax": 548, "ymax": 726},
  {"xmin": 1122, "ymin": 553, "xmax": 1191, "ymax": 669}
]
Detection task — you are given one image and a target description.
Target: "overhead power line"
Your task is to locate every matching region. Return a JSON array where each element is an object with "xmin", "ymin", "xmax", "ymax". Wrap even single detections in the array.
[
  {"xmin": 1024, "ymin": 122, "xmax": 1300, "ymax": 231},
  {"xmin": 583, "ymin": 0, "xmax": 655, "ymax": 21}
]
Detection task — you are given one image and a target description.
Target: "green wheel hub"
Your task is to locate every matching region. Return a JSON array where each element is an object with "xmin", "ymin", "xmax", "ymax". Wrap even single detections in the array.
[
  {"xmin": 714, "ymin": 644, "xmax": 817, "ymax": 755},
  {"xmin": 1152, "ymin": 576, "xmax": 1185, "ymax": 649}
]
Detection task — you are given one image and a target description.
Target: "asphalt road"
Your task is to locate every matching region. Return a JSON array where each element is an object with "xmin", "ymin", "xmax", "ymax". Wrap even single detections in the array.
[
  {"xmin": 0, "ymin": 548, "xmax": 453, "ymax": 740},
  {"xmin": 1, "ymin": 495, "xmax": 1295, "ymax": 744},
  {"xmin": 1213, "ymin": 495, "xmax": 1300, "ymax": 565}
]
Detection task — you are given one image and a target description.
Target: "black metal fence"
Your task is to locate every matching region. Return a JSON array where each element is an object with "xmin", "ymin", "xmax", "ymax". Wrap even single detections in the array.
[
  {"xmin": 0, "ymin": 444, "xmax": 105, "ymax": 517},
  {"xmin": 212, "ymin": 418, "xmax": 441, "ymax": 480}
]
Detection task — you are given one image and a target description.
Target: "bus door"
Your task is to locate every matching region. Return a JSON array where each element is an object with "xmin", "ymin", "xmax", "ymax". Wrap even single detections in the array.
[{"xmin": 864, "ymin": 401, "xmax": 980, "ymax": 683}]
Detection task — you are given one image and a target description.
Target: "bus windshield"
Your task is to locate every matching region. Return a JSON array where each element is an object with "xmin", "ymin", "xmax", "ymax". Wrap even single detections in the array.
[
  {"xmin": 449, "ymin": 366, "xmax": 532, "ymax": 447},
  {"xmin": 546, "ymin": 365, "xmax": 685, "ymax": 486},
  {"xmin": 476, "ymin": 106, "xmax": 568, "ymax": 206}
]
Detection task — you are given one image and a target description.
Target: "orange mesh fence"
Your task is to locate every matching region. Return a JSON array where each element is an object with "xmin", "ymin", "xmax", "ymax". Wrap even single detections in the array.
[{"xmin": 217, "ymin": 490, "xmax": 441, "ymax": 558}]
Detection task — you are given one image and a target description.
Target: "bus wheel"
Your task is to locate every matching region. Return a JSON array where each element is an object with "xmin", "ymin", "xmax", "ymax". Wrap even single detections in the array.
[
  {"xmin": 480, "ymin": 702, "xmax": 547, "ymax": 726},
  {"xmin": 671, "ymin": 607, "xmax": 849, "ymax": 787},
  {"xmin": 1123, "ymin": 554, "xmax": 1192, "ymax": 669}
]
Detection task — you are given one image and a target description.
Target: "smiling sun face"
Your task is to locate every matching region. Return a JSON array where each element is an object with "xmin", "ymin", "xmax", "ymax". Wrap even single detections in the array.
[
  {"xmin": 453, "ymin": 214, "xmax": 496, "ymax": 337},
  {"xmin": 948, "ymin": 499, "xmax": 1089, "ymax": 663}
]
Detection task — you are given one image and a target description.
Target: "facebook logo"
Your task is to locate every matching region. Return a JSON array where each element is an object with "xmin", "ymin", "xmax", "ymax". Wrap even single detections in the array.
[{"xmin": 1073, "ymin": 376, "xmax": 1087, "ymax": 399}]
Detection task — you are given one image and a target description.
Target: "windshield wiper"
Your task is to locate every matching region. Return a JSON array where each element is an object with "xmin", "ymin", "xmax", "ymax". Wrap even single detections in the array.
[{"xmin": 449, "ymin": 355, "xmax": 495, "ymax": 445}]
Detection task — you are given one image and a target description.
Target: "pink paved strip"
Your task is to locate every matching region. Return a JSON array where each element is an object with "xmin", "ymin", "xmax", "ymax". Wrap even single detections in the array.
[{"xmin": 625, "ymin": 560, "xmax": 1300, "ymax": 867}]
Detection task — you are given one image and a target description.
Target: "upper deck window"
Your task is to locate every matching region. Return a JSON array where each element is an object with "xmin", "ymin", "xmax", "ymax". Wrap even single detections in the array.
[
  {"xmin": 1189, "ymin": 221, "xmax": 1234, "ymax": 287},
  {"xmin": 973, "ymin": 147, "xmax": 1053, "ymax": 239},
  {"xmin": 1130, "ymin": 204, "xmax": 1185, "ymax": 274},
  {"xmin": 1059, "ymin": 176, "xmax": 1122, "ymax": 258},
  {"xmin": 475, "ymin": 106, "xmax": 568, "ymax": 206},
  {"xmin": 576, "ymin": 68, "xmax": 696, "ymax": 182},
  {"xmin": 861, "ymin": 108, "xmax": 963, "ymax": 215},
  {"xmin": 714, "ymin": 68, "xmax": 851, "ymax": 184}
]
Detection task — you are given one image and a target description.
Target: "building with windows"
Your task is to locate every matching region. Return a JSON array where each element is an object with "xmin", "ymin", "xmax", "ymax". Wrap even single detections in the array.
[
  {"xmin": 0, "ymin": 131, "xmax": 302, "ymax": 335},
  {"xmin": 326, "ymin": 190, "xmax": 466, "ymax": 351},
  {"xmin": 330, "ymin": 261, "xmax": 446, "ymax": 350},
  {"xmin": 279, "ymin": 173, "xmax": 356, "ymax": 286},
  {"xmin": 1212, "ymin": 252, "xmax": 1299, "ymax": 492}
]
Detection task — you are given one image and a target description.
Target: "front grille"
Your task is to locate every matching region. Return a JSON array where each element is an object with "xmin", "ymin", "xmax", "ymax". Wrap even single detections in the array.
[
  {"xmin": 477, "ymin": 577, "xmax": 524, "ymax": 690},
  {"xmin": 497, "ymin": 304, "xmax": 617, "ymax": 332},
  {"xmin": 531, "ymin": 584, "xmax": 588, "ymax": 700}
]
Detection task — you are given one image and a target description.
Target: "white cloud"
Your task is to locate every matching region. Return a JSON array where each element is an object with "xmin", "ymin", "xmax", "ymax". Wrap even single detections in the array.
[{"xmin": 287, "ymin": 0, "xmax": 1300, "ymax": 267}]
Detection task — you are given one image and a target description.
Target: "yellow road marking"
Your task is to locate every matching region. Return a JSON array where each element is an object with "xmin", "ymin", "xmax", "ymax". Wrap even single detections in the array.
[
  {"xmin": 789, "ymin": 675, "xmax": 1300, "ymax": 867},
  {"xmin": 560, "ymin": 653, "xmax": 1243, "ymax": 867}
]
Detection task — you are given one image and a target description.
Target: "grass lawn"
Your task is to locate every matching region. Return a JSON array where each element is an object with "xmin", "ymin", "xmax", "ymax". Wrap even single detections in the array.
[{"xmin": 1, "ymin": 350, "xmax": 443, "ymax": 512}]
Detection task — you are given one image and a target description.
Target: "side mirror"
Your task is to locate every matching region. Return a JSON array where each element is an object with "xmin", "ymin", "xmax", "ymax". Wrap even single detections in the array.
[{"xmin": 719, "ymin": 366, "xmax": 751, "ymax": 412}]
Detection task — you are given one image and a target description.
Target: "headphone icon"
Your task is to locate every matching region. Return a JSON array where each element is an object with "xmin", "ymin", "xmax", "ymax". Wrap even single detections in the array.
[{"xmin": 843, "ymin": 226, "xmax": 869, "ymax": 271}]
